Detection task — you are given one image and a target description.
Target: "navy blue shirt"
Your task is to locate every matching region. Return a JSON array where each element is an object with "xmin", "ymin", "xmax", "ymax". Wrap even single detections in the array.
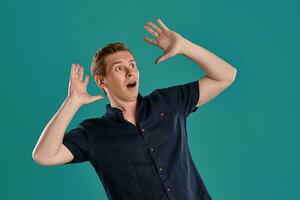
[{"xmin": 62, "ymin": 80, "xmax": 212, "ymax": 200}]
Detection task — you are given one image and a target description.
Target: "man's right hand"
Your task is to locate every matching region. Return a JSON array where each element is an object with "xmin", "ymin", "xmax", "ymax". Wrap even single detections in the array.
[{"xmin": 67, "ymin": 64, "xmax": 104, "ymax": 106}]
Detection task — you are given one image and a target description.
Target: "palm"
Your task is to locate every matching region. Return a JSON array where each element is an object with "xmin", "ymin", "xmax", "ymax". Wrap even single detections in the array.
[
  {"xmin": 143, "ymin": 18, "xmax": 185, "ymax": 64},
  {"xmin": 67, "ymin": 64, "xmax": 103, "ymax": 106},
  {"xmin": 156, "ymin": 31, "xmax": 182, "ymax": 56}
]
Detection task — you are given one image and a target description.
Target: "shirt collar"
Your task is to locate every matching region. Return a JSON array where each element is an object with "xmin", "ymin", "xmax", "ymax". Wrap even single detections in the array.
[{"xmin": 105, "ymin": 92, "xmax": 145, "ymax": 119}]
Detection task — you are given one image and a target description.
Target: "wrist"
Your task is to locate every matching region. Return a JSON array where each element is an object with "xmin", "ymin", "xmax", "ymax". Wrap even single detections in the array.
[
  {"xmin": 65, "ymin": 96, "xmax": 82, "ymax": 109},
  {"xmin": 179, "ymin": 37, "xmax": 192, "ymax": 55}
]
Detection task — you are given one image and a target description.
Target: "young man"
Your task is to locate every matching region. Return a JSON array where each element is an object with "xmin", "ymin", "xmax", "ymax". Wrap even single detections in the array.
[{"xmin": 32, "ymin": 18, "xmax": 237, "ymax": 200}]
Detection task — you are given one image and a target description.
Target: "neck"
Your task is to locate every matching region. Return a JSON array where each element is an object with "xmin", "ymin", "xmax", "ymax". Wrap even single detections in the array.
[{"xmin": 110, "ymin": 97, "xmax": 138, "ymax": 120}]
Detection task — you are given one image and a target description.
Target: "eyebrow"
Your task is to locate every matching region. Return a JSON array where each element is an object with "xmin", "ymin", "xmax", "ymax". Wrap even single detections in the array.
[{"xmin": 111, "ymin": 59, "xmax": 135, "ymax": 67}]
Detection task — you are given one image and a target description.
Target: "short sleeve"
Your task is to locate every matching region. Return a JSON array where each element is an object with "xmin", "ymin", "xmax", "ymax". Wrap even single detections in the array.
[
  {"xmin": 156, "ymin": 80, "xmax": 200, "ymax": 117},
  {"xmin": 62, "ymin": 122, "xmax": 90, "ymax": 164}
]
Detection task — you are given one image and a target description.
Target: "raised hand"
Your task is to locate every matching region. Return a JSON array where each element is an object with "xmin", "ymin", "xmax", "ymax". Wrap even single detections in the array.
[
  {"xmin": 143, "ymin": 18, "xmax": 186, "ymax": 64},
  {"xmin": 67, "ymin": 64, "xmax": 104, "ymax": 106}
]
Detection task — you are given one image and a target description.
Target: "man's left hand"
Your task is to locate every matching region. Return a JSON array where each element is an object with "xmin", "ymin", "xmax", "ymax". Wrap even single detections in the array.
[{"xmin": 144, "ymin": 18, "xmax": 186, "ymax": 64}]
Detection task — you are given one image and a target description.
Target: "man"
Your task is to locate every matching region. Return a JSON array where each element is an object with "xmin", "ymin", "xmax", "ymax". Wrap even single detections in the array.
[{"xmin": 32, "ymin": 18, "xmax": 237, "ymax": 200}]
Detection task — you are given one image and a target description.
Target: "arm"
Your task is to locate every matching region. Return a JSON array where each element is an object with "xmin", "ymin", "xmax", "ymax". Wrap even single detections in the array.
[
  {"xmin": 144, "ymin": 18, "xmax": 237, "ymax": 107},
  {"xmin": 32, "ymin": 97, "xmax": 80, "ymax": 166},
  {"xmin": 32, "ymin": 64, "xmax": 103, "ymax": 166},
  {"xmin": 180, "ymin": 39, "xmax": 237, "ymax": 107}
]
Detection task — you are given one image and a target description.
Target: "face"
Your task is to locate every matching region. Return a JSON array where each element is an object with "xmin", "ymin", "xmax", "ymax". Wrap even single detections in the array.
[{"xmin": 96, "ymin": 50, "xmax": 139, "ymax": 102}]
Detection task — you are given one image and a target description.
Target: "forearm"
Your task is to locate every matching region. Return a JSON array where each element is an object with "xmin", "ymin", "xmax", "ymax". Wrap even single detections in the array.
[
  {"xmin": 32, "ymin": 97, "xmax": 81, "ymax": 161},
  {"xmin": 180, "ymin": 38, "xmax": 237, "ymax": 82}
]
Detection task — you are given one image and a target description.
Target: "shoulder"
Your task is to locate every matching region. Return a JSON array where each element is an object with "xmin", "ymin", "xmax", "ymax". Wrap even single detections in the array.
[
  {"xmin": 78, "ymin": 117, "xmax": 108, "ymax": 134},
  {"xmin": 153, "ymin": 80, "xmax": 198, "ymax": 97},
  {"xmin": 81, "ymin": 117, "xmax": 104, "ymax": 126},
  {"xmin": 151, "ymin": 80, "xmax": 198, "ymax": 99},
  {"xmin": 147, "ymin": 80, "xmax": 199, "ymax": 115}
]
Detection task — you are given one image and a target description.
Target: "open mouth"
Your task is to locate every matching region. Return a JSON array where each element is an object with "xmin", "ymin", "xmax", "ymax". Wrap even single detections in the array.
[{"xmin": 126, "ymin": 81, "xmax": 137, "ymax": 89}]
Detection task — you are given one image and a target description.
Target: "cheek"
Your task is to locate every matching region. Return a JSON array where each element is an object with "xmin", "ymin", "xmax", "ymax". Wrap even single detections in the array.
[{"xmin": 109, "ymin": 74, "xmax": 125, "ymax": 88}]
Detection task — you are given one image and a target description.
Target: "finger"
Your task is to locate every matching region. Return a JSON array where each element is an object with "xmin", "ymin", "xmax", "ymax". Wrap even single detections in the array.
[
  {"xmin": 84, "ymin": 75, "xmax": 90, "ymax": 86},
  {"xmin": 74, "ymin": 64, "xmax": 80, "ymax": 78},
  {"xmin": 156, "ymin": 18, "xmax": 169, "ymax": 30},
  {"xmin": 70, "ymin": 64, "xmax": 75, "ymax": 79},
  {"xmin": 144, "ymin": 24, "xmax": 159, "ymax": 38},
  {"xmin": 147, "ymin": 21, "xmax": 162, "ymax": 33},
  {"xmin": 79, "ymin": 66, "xmax": 84, "ymax": 81},
  {"xmin": 144, "ymin": 36, "xmax": 158, "ymax": 46}
]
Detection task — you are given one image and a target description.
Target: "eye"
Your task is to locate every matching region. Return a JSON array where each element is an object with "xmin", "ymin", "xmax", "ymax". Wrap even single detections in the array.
[
  {"xmin": 130, "ymin": 63, "xmax": 135, "ymax": 68},
  {"xmin": 116, "ymin": 65, "xmax": 123, "ymax": 71}
]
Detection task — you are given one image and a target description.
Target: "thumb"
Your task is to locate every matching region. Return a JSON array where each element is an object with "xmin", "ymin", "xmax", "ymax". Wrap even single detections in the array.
[
  {"xmin": 155, "ymin": 53, "xmax": 170, "ymax": 64},
  {"xmin": 90, "ymin": 95, "xmax": 104, "ymax": 102}
]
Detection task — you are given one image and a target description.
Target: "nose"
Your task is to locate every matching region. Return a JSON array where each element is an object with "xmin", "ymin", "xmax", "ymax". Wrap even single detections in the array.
[{"xmin": 126, "ymin": 67, "xmax": 136, "ymax": 78}]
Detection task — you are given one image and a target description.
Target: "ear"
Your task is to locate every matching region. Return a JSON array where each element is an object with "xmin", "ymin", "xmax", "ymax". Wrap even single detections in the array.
[{"xmin": 95, "ymin": 75, "xmax": 106, "ymax": 90}]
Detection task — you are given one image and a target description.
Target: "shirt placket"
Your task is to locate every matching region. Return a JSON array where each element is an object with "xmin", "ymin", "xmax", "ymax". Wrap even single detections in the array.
[{"xmin": 138, "ymin": 111, "xmax": 173, "ymax": 199}]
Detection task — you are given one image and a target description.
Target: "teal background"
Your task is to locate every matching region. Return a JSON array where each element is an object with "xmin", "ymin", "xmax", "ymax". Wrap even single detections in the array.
[{"xmin": 1, "ymin": 0, "xmax": 299, "ymax": 199}]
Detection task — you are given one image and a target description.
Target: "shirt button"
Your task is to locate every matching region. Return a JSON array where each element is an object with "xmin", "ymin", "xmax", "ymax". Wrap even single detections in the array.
[
  {"xmin": 159, "ymin": 167, "xmax": 163, "ymax": 171},
  {"xmin": 150, "ymin": 147, "xmax": 154, "ymax": 152},
  {"xmin": 160, "ymin": 112, "xmax": 164, "ymax": 117},
  {"xmin": 141, "ymin": 128, "xmax": 145, "ymax": 132},
  {"xmin": 167, "ymin": 188, "xmax": 171, "ymax": 192}
]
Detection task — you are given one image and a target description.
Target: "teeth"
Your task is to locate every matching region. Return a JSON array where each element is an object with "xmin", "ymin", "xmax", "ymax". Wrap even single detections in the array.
[
  {"xmin": 127, "ymin": 81, "xmax": 136, "ymax": 85},
  {"xmin": 127, "ymin": 81, "xmax": 137, "ymax": 88}
]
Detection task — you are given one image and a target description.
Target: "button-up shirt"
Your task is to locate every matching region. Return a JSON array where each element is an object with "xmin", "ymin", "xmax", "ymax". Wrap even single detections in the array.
[{"xmin": 62, "ymin": 80, "xmax": 212, "ymax": 200}]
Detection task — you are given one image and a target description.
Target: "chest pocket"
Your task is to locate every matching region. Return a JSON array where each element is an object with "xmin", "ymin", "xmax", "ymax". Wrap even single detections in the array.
[{"xmin": 147, "ymin": 110, "xmax": 182, "ymax": 138}]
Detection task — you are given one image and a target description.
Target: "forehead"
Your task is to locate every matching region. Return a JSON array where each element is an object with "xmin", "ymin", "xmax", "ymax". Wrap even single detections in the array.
[{"xmin": 105, "ymin": 51, "xmax": 135, "ymax": 67}]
